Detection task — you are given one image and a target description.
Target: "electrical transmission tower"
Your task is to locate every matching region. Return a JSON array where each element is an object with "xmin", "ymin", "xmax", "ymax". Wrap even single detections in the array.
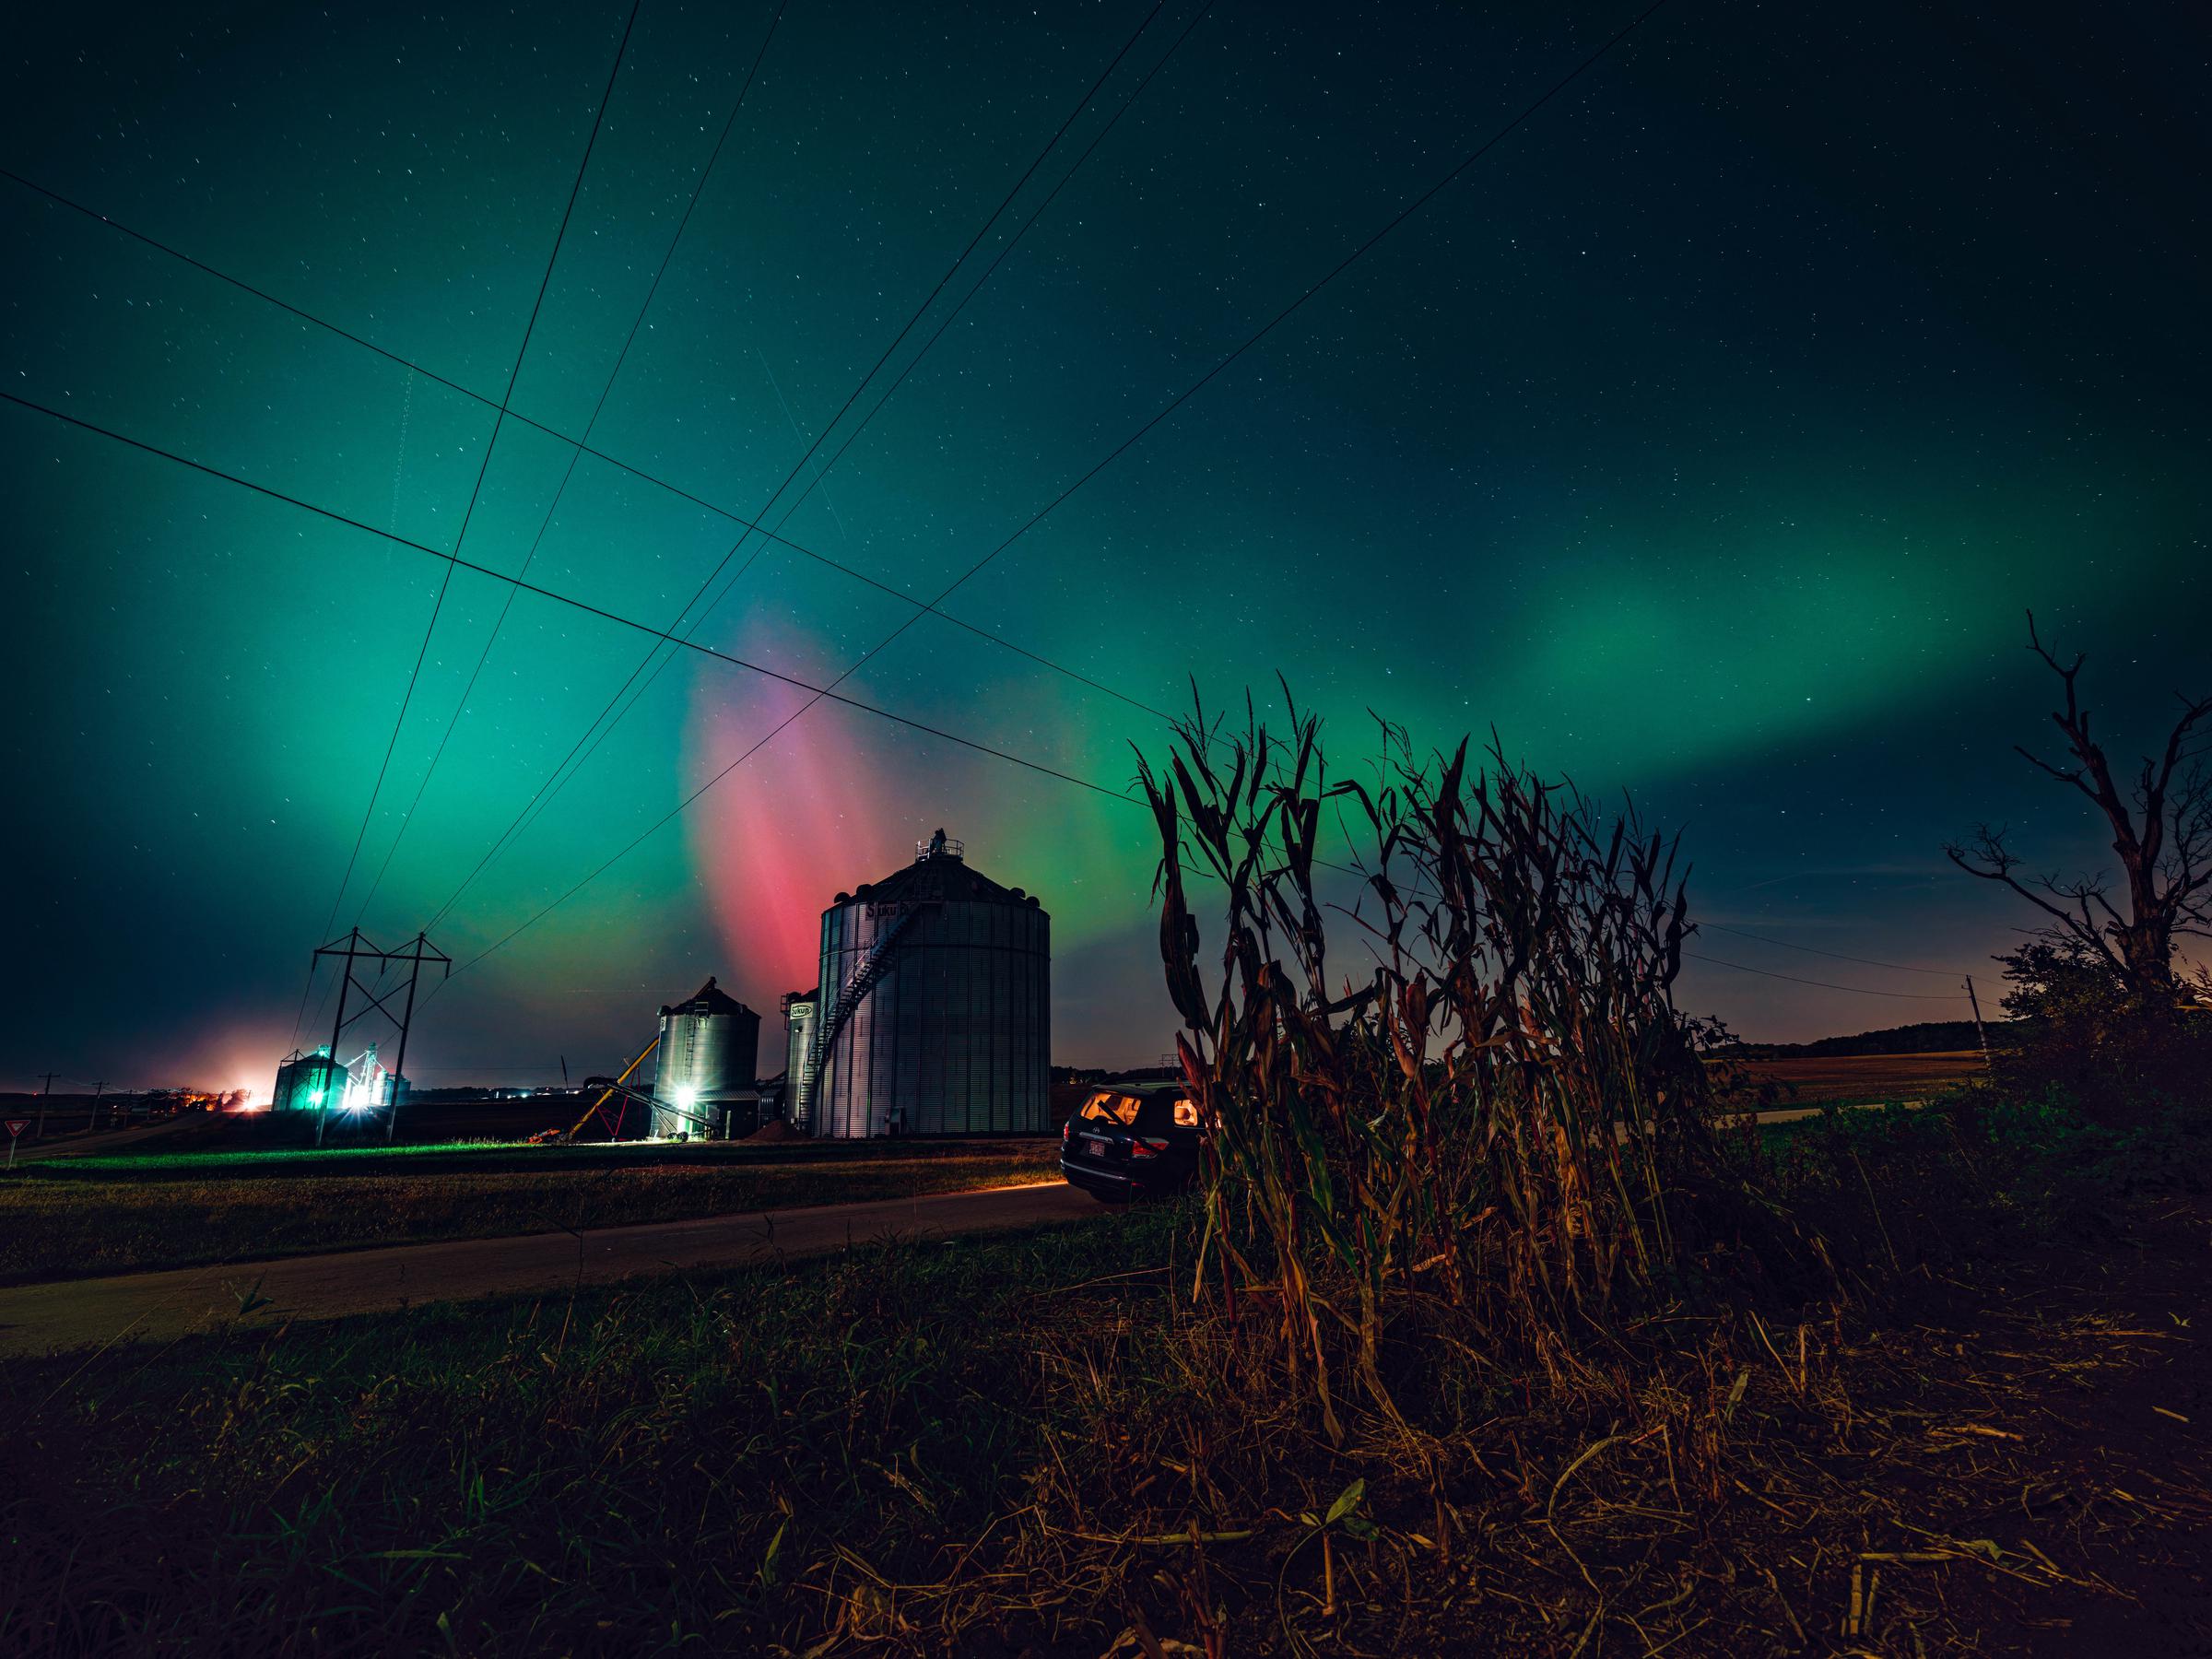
[{"xmin": 307, "ymin": 929, "xmax": 450, "ymax": 1146}]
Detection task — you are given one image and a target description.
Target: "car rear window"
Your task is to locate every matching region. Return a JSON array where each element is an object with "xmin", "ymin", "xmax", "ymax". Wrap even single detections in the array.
[{"xmin": 1078, "ymin": 1091, "xmax": 1142, "ymax": 1125}]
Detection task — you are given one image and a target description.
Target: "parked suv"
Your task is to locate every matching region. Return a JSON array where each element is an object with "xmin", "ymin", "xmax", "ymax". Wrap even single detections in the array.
[{"xmin": 1059, "ymin": 1087, "xmax": 1202, "ymax": 1202}]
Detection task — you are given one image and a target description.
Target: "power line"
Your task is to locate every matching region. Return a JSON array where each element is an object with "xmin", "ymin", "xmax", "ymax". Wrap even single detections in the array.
[
  {"xmin": 7, "ymin": 391, "xmax": 1993, "ymax": 1019},
  {"xmin": 1694, "ymin": 921, "xmax": 1976, "ymax": 978},
  {"xmin": 308, "ymin": 0, "xmax": 642, "ymax": 974},
  {"xmin": 1681, "ymin": 950, "xmax": 1971, "ymax": 1001},
  {"xmin": 348, "ymin": 0, "xmax": 790, "ymax": 930},
  {"xmin": 430, "ymin": 0, "xmax": 1675, "ymax": 968},
  {"xmin": 822, "ymin": 0, "xmax": 1677, "ymax": 680},
  {"xmin": 418, "ymin": 0, "xmax": 1176, "ymax": 931},
  {"xmin": 451, "ymin": 0, "xmax": 1216, "ymax": 905},
  {"xmin": 29, "ymin": 2, "xmax": 1847, "ymax": 1021},
  {"xmin": 0, "ymin": 390, "xmax": 1135, "ymax": 807},
  {"xmin": 680, "ymin": 0, "xmax": 1223, "ymax": 640},
  {"xmin": 0, "ymin": 173, "xmax": 1161, "ymax": 742}
]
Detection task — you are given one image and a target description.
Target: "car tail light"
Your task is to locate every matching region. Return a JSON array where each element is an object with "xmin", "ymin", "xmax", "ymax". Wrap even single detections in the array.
[
  {"xmin": 1061, "ymin": 1119, "xmax": 1073, "ymax": 1146},
  {"xmin": 1131, "ymin": 1136, "xmax": 1169, "ymax": 1159}
]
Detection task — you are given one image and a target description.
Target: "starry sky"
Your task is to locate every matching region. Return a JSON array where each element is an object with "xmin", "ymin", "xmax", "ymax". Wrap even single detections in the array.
[{"xmin": 4, "ymin": 0, "xmax": 2206, "ymax": 1094}]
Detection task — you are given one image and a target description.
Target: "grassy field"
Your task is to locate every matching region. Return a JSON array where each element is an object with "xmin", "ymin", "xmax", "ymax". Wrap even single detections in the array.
[
  {"xmin": 0, "ymin": 1143, "xmax": 1059, "ymax": 1284},
  {"xmin": 6, "ymin": 1163, "xmax": 2208, "ymax": 1656},
  {"xmin": 25, "ymin": 1130, "xmax": 1053, "ymax": 1181}
]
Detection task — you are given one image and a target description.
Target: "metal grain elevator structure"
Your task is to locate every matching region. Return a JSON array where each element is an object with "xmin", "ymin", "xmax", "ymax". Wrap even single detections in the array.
[{"xmin": 793, "ymin": 830, "xmax": 1049, "ymax": 1136}]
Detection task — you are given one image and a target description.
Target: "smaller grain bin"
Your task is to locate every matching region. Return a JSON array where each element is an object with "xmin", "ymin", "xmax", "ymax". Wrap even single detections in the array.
[
  {"xmin": 272, "ymin": 1047, "xmax": 347, "ymax": 1114},
  {"xmin": 653, "ymin": 977, "xmax": 761, "ymax": 1138}
]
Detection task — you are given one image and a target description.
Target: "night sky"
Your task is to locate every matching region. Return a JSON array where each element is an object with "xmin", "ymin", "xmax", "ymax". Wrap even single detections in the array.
[{"xmin": 5, "ymin": 0, "xmax": 2206, "ymax": 1095}]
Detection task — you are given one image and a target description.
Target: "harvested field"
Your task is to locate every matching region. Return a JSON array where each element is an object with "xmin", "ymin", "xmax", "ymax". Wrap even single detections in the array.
[{"xmin": 1723, "ymin": 1048, "xmax": 1987, "ymax": 1105}]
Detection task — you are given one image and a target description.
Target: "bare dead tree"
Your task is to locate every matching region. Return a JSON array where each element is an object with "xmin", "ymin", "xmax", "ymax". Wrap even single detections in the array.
[{"xmin": 1946, "ymin": 612, "xmax": 2212, "ymax": 1000}]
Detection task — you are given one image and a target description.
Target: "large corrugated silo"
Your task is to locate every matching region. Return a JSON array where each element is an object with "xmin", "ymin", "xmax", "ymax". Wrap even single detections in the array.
[
  {"xmin": 653, "ymin": 978, "xmax": 761, "ymax": 1138},
  {"xmin": 800, "ymin": 830, "xmax": 1049, "ymax": 1136}
]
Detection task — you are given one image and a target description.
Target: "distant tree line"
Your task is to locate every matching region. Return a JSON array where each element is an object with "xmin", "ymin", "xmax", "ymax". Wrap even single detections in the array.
[{"xmin": 1721, "ymin": 1019, "xmax": 2017, "ymax": 1060}]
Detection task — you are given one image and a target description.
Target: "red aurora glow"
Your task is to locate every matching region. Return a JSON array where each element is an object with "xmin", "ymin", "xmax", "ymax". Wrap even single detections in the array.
[{"xmin": 683, "ymin": 642, "xmax": 910, "ymax": 1000}]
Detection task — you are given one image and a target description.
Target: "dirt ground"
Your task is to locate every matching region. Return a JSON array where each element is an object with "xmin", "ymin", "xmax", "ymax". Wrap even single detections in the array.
[
  {"xmin": 1739, "ymin": 1197, "xmax": 2212, "ymax": 1655},
  {"xmin": 1324, "ymin": 1197, "xmax": 2212, "ymax": 1657}
]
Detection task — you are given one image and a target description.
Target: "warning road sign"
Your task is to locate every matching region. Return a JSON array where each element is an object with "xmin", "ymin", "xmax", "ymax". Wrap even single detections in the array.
[{"xmin": 4, "ymin": 1121, "xmax": 26, "ymax": 1138}]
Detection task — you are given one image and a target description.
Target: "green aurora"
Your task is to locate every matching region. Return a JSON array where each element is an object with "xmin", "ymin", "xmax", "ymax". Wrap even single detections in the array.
[{"xmin": 4, "ymin": 0, "xmax": 2206, "ymax": 1089}]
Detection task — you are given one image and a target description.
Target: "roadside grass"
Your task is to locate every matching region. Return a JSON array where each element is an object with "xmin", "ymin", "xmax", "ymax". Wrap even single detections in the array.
[
  {"xmin": 0, "ymin": 1147, "xmax": 1059, "ymax": 1284},
  {"xmin": 7, "ymin": 1158, "xmax": 2212, "ymax": 1657},
  {"xmin": 0, "ymin": 1209, "xmax": 1186, "ymax": 1655}
]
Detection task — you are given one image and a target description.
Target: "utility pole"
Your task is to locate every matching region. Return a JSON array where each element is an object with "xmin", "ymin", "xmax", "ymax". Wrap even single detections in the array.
[
  {"xmin": 89, "ymin": 1079, "xmax": 104, "ymax": 1135},
  {"xmin": 318, "ymin": 928, "xmax": 363, "ymax": 1148},
  {"xmin": 36, "ymin": 1073, "xmax": 55, "ymax": 1142},
  {"xmin": 1963, "ymin": 976, "xmax": 1993, "ymax": 1071},
  {"xmin": 382, "ymin": 933, "xmax": 447, "ymax": 1144}
]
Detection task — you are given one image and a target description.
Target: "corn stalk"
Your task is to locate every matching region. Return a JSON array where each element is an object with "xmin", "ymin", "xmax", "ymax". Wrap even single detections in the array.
[{"xmin": 1139, "ymin": 694, "xmax": 1740, "ymax": 1438}]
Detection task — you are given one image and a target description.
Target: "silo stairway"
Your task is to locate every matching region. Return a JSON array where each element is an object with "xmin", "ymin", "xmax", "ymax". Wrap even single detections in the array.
[{"xmin": 806, "ymin": 903, "xmax": 934, "ymax": 1112}]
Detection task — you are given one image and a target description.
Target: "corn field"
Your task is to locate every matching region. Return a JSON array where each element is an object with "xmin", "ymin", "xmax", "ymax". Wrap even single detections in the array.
[{"xmin": 1139, "ymin": 695, "xmax": 1788, "ymax": 1439}]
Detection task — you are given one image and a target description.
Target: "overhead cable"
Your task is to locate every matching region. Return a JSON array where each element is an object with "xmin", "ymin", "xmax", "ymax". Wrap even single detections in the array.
[
  {"xmin": 0, "ymin": 390, "xmax": 1135, "ymax": 809},
  {"xmin": 309, "ymin": 0, "xmax": 643, "ymax": 964},
  {"xmin": 419, "ymin": 0, "xmax": 1176, "ymax": 929},
  {"xmin": 1681, "ymin": 951, "xmax": 1971, "ymax": 1001},
  {"xmin": 458, "ymin": 0, "xmax": 1218, "ymax": 894},
  {"xmin": 0, "ymin": 170, "xmax": 1166, "ymax": 731},
  {"xmin": 347, "ymin": 0, "xmax": 790, "ymax": 928},
  {"xmin": 10, "ymin": 387, "xmax": 1990, "ymax": 1016},
  {"xmin": 1695, "ymin": 920, "xmax": 1977, "ymax": 978},
  {"xmin": 431, "ymin": 0, "xmax": 1678, "ymax": 967}
]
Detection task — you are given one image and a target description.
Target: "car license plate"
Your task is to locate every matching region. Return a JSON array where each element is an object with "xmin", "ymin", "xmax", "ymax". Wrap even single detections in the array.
[{"xmin": 1083, "ymin": 1135, "xmax": 1111, "ymax": 1157}]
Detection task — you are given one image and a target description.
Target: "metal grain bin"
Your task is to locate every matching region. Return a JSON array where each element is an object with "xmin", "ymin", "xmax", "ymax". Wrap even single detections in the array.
[
  {"xmin": 780, "ymin": 988, "xmax": 818, "ymax": 1125},
  {"xmin": 653, "ymin": 977, "xmax": 762, "ymax": 1138},
  {"xmin": 803, "ymin": 830, "xmax": 1049, "ymax": 1136},
  {"xmin": 272, "ymin": 1047, "xmax": 347, "ymax": 1113}
]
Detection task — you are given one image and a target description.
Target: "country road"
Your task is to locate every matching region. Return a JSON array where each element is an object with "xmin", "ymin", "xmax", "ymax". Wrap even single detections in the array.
[
  {"xmin": 0, "ymin": 1180, "xmax": 1097, "ymax": 1359},
  {"xmin": 0, "ymin": 1101, "xmax": 1911, "ymax": 1359}
]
